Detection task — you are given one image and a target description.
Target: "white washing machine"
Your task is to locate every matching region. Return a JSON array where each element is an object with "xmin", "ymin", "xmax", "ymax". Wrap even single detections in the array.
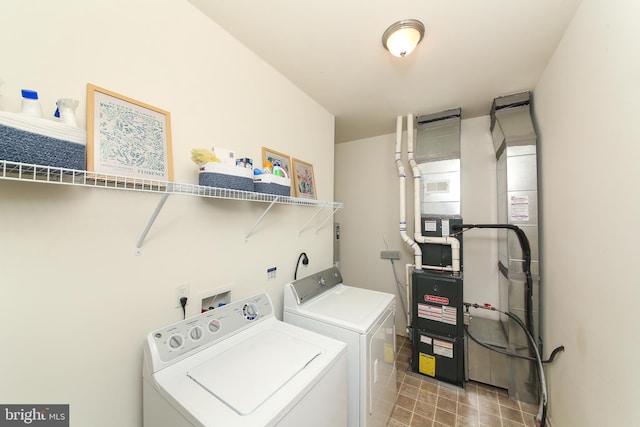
[
  {"xmin": 283, "ymin": 267, "xmax": 396, "ymax": 427},
  {"xmin": 143, "ymin": 293, "xmax": 347, "ymax": 427}
]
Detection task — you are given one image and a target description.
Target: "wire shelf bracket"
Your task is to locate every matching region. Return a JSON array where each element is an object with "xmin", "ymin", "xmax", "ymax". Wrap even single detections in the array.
[
  {"xmin": 135, "ymin": 191, "xmax": 172, "ymax": 255},
  {"xmin": 0, "ymin": 160, "xmax": 344, "ymax": 252}
]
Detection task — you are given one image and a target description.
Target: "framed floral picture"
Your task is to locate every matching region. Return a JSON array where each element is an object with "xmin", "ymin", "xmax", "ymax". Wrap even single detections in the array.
[
  {"xmin": 292, "ymin": 158, "xmax": 316, "ymax": 199},
  {"xmin": 86, "ymin": 84, "xmax": 173, "ymax": 182},
  {"xmin": 261, "ymin": 147, "xmax": 291, "ymax": 177}
]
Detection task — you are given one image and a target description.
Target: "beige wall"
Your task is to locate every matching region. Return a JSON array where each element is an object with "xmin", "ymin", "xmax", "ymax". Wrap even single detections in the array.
[
  {"xmin": 335, "ymin": 116, "xmax": 500, "ymax": 335},
  {"xmin": 0, "ymin": 1, "xmax": 335, "ymax": 426},
  {"xmin": 534, "ymin": 0, "xmax": 640, "ymax": 425}
]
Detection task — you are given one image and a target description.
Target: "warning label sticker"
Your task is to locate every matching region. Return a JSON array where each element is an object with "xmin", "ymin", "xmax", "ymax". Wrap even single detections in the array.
[
  {"xmin": 420, "ymin": 335, "xmax": 432, "ymax": 345},
  {"xmin": 511, "ymin": 195, "xmax": 530, "ymax": 221},
  {"xmin": 433, "ymin": 339, "xmax": 454, "ymax": 358},
  {"xmin": 419, "ymin": 353, "xmax": 435, "ymax": 377},
  {"xmin": 424, "ymin": 294, "xmax": 449, "ymax": 305},
  {"xmin": 417, "ymin": 303, "xmax": 457, "ymax": 325}
]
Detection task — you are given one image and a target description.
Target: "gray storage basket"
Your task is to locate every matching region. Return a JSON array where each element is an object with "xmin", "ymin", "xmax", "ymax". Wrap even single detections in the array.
[{"xmin": 0, "ymin": 112, "xmax": 86, "ymax": 170}]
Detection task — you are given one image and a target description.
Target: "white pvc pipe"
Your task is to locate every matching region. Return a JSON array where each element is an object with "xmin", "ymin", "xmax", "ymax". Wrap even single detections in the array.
[
  {"xmin": 406, "ymin": 114, "xmax": 461, "ymax": 274},
  {"xmin": 395, "ymin": 115, "xmax": 423, "ymax": 271},
  {"xmin": 405, "ymin": 264, "xmax": 413, "ymax": 327}
]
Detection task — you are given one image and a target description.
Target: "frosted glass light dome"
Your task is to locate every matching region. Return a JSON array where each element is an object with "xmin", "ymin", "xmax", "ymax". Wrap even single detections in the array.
[{"xmin": 382, "ymin": 19, "xmax": 425, "ymax": 58}]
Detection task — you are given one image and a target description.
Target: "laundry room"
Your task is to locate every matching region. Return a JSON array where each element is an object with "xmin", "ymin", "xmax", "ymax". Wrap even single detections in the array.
[{"xmin": 0, "ymin": 1, "xmax": 638, "ymax": 427}]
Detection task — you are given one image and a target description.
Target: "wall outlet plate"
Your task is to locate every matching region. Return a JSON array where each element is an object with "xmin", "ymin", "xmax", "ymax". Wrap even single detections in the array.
[{"xmin": 175, "ymin": 284, "xmax": 190, "ymax": 308}]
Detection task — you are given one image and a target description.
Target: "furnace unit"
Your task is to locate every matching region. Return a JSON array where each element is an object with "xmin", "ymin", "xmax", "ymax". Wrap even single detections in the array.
[{"xmin": 409, "ymin": 109, "xmax": 465, "ymax": 387}]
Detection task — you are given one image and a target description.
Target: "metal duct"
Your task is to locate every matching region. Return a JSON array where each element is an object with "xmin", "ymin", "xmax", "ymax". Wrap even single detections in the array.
[
  {"xmin": 416, "ymin": 109, "xmax": 462, "ymax": 217},
  {"xmin": 490, "ymin": 92, "xmax": 540, "ymax": 404}
]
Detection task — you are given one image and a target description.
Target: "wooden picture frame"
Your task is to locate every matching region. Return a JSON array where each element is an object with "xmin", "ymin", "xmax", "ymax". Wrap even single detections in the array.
[
  {"xmin": 292, "ymin": 158, "xmax": 317, "ymax": 199},
  {"xmin": 86, "ymin": 84, "xmax": 173, "ymax": 181},
  {"xmin": 261, "ymin": 147, "xmax": 291, "ymax": 177}
]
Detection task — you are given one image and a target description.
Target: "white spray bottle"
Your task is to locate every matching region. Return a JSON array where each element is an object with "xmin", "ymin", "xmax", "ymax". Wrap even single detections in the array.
[{"xmin": 54, "ymin": 98, "xmax": 79, "ymax": 127}]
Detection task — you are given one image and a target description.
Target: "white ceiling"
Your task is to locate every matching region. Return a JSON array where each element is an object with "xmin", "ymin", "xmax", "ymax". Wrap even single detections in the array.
[{"xmin": 188, "ymin": 0, "xmax": 581, "ymax": 143}]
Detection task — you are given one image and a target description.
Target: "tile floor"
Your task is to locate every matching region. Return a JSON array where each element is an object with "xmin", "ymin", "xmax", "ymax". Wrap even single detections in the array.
[{"xmin": 388, "ymin": 335, "xmax": 540, "ymax": 427}]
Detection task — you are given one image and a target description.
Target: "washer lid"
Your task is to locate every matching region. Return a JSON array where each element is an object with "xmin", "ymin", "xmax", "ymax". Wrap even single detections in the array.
[
  {"xmin": 187, "ymin": 329, "xmax": 322, "ymax": 415},
  {"xmin": 291, "ymin": 285, "xmax": 395, "ymax": 333}
]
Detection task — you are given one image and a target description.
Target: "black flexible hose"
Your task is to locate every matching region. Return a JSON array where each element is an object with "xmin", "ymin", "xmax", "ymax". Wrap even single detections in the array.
[
  {"xmin": 293, "ymin": 252, "xmax": 309, "ymax": 280},
  {"xmin": 452, "ymin": 223, "xmax": 534, "ymax": 341},
  {"xmin": 465, "ymin": 303, "xmax": 549, "ymax": 427}
]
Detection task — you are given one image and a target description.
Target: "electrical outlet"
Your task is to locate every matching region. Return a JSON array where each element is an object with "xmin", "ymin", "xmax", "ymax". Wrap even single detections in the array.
[{"xmin": 175, "ymin": 284, "xmax": 190, "ymax": 308}]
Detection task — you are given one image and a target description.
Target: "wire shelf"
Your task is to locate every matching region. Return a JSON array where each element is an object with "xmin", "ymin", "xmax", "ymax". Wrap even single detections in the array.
[{"xmin": 0, "ymin": 160, "xmax": 343, "ymax": 210}]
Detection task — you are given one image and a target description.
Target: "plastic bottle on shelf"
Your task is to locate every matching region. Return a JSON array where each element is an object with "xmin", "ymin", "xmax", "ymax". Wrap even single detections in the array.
[
  {"xmin": 21, "ymin": 89, "xmax": 43, "ymax": 118},
  {"xmin": 54, "ymin": 98, "xmax": 79, "ymax": 127}
]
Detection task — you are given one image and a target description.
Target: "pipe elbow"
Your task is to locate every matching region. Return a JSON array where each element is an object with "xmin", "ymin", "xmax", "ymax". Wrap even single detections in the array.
[{"xmin": 448, "ymin": 236, "xmax": 461, "ymax": 250}]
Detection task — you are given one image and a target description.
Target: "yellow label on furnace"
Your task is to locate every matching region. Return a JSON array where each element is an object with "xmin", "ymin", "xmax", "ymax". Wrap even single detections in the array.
[
  {"xmin": 384, "ymin": 343, "xmax": 394, "ymax": 363},
  {"xmin": 419, "ymin": 353, "xmax": 436, "ymax": 377}
]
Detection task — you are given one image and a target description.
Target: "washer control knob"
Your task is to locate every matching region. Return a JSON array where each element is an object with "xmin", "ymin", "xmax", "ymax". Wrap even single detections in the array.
[
  {"xmin": 189, "ymin": 326, "xmax": 203, "ymax": 341},
  {"xmin": 208, "ymin": 319, "xmax": 221, "ymax": 333},
  {"xmin": 243, "ymin": 302, "xmax": 259, "ymax": 321},
  {"xmin": 168, "ymin": 334, "xmax": 183, "ymax": 350}
]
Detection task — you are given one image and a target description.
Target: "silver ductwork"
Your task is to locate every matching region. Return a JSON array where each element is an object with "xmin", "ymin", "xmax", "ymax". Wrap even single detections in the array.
[
  {"xmin": 491, "ymin": 92, "xmax": 540, "ymax": 404},
  {"xmin": 415, "ymin": 108, "xmax": 462, "ymax": 217}
]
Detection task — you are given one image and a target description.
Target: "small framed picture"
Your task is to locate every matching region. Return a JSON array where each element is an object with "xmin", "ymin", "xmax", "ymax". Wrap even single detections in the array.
[
  {"xmin": 86, "ymin": 84, "xmax": 173, "ymax": 181},
  {"xmin": 292, "ymin": 158, "xmax": 317, "ymax": 199},
  {"xmin": 261, "ymin": 147, "xmax": 291, "ymax": 176}
]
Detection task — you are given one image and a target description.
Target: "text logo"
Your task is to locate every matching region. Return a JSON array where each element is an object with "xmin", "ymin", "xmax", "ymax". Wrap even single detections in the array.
[{"xmin": 0, "ymin": 405, "xmax": 68, "ymax": 426}]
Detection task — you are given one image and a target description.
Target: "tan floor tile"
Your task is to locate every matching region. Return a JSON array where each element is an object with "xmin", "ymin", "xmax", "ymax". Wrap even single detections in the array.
[
  {"xmin": 400, "ymin": 383, "xmax": 420, "ymax": 400},
  {"xmin": 414, "ymin": 402, "xmax": 437, "ymax": 419},
  {"xmin": 391, "ymin": 405, "xmax": 413, "ymax": 425},
  {"xmin": 502, "ymin": 419, "xmax": 526, "ymax": 427},
  {"xmin": 500, "ymin": 406, "xmax": 524, "ymax": 424},
  {"xmin": 410, "ymin": 413, "xmax": 433, "ymax": 427},
  {"xmin": 477, "ymin": 398, "xmax": 500, "ymax": 416},
  {"xmin": 438, "ymin": 385, "xmax": 460, "ymax": 402},
  {"xmin": 498, "ymin": 393, "xmax": 521, "ymax": 410},
  {"xmin": 458, "ymin": 392, "xmax": 478, "ymax": 408},
  {"xmin": 387, "ymin": 418, "xmax": 410, "ymax": 427},
  {"xmin": 456, "ymin": 416, "xmax": 481, "ymax": 427},
  {"xmin": 519, "ymin": 401, "xmax": 538, "ymax": 416},
  {"xmin": 456, "ymin": 403, "xmax": 479, "ymax": 421},
  {"xmin": 434, "ymin": 408, "xmax": 456, "ymax": 427},
  {"xmin": 477, "ymin": 410, "xmax": 502, "ymax": 426},
  {"xmin": 397, "ymin": 393, "xmax": 417, "ymax": 411},
  {"xmin": 437, "ymin": 396, "xmax": 457, "ymax": 413},
  {"xmin": 404, "ymin": 374, "xmax": 423, "ymax": 388},
  {"xmin": 522, "ymin": 413, "xmax": 538, "ymax": 427},
  {"xmin": 417, "ymin": 389, "xmax": 439, "ymax": 406},
  {"xmin": 421, "ymin": 380, "xmax": 440, "ymax": 394}
]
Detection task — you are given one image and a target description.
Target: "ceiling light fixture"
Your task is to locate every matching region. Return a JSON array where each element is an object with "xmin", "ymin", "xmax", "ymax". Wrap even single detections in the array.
[{"xmin": 382, "ymin": 19, "xmax": 425, "ymax": 58}]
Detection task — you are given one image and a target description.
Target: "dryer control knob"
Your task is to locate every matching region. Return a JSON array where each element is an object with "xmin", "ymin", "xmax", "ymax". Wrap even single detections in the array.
[
  {"xmin": 168, "ymin": 334, "xmax": 183, "ymax": 350},
  {"xmin": 190, "ymin": 326, "xmax": 203, "ymax": 341},
  {"xmin": 243, "ymin": 302, "xmax": 259, "ymax": 321},
  {"xmin": 208, "ymin": 319, "xmax": 221, "ymax": 333}
]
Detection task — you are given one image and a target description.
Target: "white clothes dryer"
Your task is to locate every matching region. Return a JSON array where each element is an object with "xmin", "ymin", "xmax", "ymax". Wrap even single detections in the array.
[
  {"xmin": 283, "ymin": 267, "xmax": 396, "ymax": 427},
  {"xmin": 143, "ymin": 293, "xmax": 347, "ymax": 427}
]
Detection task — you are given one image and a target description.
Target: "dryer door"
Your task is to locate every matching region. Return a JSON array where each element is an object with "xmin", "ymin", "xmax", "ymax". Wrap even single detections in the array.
[{"xmin": 367, "ymin": 308, "xmax": 396, "ymax": 427}]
